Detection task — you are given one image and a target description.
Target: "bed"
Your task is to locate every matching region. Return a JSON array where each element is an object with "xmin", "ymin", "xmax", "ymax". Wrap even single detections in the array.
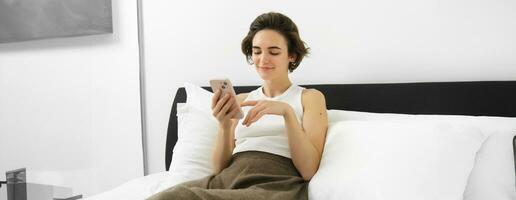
[{"xmin": 87, "ymin": 81, "xmax": 516, "ymax": 200}]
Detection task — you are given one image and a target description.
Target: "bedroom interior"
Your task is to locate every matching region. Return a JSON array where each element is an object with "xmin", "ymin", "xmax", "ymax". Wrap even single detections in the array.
[{"xmin": 1, "ymin": 0, "xmax": 516, "ymax": 199}]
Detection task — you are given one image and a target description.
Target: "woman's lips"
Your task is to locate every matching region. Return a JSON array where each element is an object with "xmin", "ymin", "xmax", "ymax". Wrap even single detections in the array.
[{"xmin": 259, "ymin": 67, "xmax": 274, "ymax": 71}]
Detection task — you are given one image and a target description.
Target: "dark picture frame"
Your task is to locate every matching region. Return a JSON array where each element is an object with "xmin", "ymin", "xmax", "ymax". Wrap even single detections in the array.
[{"xmin": 0, "ymin": 0, "xmax": 113, "ymax": 44}]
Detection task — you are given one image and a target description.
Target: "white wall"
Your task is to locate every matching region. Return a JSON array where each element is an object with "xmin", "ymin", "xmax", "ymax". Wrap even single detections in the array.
[
  {"xmin": 142, "ymin": 0, "xmax": 516, "ymax": 174},
  {"xmin": 0, "ymin": 0, "xmax": 143, "ymax": 198}
]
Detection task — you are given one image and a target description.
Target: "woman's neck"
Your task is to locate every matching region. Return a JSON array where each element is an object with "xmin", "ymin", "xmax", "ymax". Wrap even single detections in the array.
[{"xmin": 261, "ymin": 78, "xmax": 292, "ymax": 98}]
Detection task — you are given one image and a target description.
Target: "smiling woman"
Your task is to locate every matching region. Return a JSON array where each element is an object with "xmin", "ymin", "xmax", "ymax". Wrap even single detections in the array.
[
  {"xmin": 241, "ymin": 12, "xmax": 309, "ymax": 74},
  {"xmin": 249, "ymin": 29, "xmax": 294, "ymax": 80},
  {"xmin": 147, "ymin": 12, "xmax": 328, "ymax": 200}
]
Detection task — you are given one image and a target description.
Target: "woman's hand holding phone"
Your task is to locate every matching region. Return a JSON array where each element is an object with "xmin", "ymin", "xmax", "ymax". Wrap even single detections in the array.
[
  {"xmin": 211, "ymin": 89, "xmax": 240, "ymax": 130},
  {"xmin": 210, "ymin": 79, "xmax": 244, "ymax": 129}
]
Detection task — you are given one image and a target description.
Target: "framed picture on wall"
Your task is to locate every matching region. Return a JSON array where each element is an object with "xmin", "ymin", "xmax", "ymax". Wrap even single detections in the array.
[{"xmin": 0, "ymin": 0, "xmax": 113, "ymax": 44}]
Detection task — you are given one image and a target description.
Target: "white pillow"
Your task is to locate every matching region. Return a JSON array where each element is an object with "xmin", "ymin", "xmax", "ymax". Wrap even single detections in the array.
[
  {"xmin": 169, "ymin": 103, "xmax": 217, "ymax": 180},
  {"xmin": 327, "ymin": 110, "xmax": 516, "ymax": 200},
  {"xmin": 168, "ymin": 83, "xmax": 218, "ymax": 181},
  {"xmin": 184, "ymin": 82, "xmax": 213, "ymax": 113},
  {"xmin": 309, "ymin": 120, "xmax": 487, "ymax": 200}
]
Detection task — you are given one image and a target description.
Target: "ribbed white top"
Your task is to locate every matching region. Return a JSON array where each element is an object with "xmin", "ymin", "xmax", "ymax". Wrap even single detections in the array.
[{"xmin": 233, "ymin": 84, "xmax": 305, "ymax": 158}]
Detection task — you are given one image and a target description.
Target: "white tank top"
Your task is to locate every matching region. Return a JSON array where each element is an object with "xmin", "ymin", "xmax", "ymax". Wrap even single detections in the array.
[{"xmin": 233, "ymin": 84, "xmax": 305, "ymax": 158}]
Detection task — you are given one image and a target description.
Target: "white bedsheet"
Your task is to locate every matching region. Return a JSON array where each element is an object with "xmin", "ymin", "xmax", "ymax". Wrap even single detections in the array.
[{"xmin": 85, "ymin": 171, "xmax": 189, "ymax": 200}]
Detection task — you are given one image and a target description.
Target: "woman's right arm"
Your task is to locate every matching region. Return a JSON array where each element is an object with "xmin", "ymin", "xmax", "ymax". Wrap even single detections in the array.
[
  {"xmin": 211, "ymin": 119, "xmax": 238, "ymax": 174},
  {"xmin": 210, "ymin": 91, "xmax": 246, "ymax": 174}
]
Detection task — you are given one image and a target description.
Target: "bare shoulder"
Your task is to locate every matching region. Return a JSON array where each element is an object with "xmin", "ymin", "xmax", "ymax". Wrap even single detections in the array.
[{"xmin": 302, "ymin": 89, "xmax": 326, "ymax": 104}]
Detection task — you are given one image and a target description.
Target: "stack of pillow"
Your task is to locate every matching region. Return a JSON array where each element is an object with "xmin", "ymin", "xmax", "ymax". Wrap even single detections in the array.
[{"xmin": 168, "ymin": 82, "xmax": 516, "ymax": 200}]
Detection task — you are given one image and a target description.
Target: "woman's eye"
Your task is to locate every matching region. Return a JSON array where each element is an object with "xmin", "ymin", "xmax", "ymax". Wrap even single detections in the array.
[
  {"xmin": 253, "ymin": 51, "xmax": 261, "ymax": 55},
  {"xmin": 270, "ymin": 52, "xmax": 280, "ymax": 55}
]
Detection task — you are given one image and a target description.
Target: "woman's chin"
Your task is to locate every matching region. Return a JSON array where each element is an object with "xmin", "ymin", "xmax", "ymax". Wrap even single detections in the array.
[{"xmin": 257, "ymin": 73, "xmax": 274, "ymax": 80}]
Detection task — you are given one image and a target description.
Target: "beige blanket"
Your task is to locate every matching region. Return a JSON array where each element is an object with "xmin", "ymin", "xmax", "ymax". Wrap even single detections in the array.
[{"xmin": 147, "ymin": 151, "xmax": 308, "ymax": 200}]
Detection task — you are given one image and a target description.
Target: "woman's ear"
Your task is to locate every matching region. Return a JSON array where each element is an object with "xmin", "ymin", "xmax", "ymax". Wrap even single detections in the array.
[{"xmin": 289, "ymin": 54, "xmax": 297, "ymax": 62}]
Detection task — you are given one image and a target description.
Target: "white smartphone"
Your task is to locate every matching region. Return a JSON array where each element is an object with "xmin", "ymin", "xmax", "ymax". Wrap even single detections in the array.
[{"xmin": 209, "ymin": 79, "xmax": 244, "ymax": 119}]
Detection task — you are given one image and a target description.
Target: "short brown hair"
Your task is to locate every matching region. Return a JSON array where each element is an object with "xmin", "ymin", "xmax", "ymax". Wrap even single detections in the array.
[{"xmin": 241, "ymin": 12, "xmax": 309, "ymax": 73}]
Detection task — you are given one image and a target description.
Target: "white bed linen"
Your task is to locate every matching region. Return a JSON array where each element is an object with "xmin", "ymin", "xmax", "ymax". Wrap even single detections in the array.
[{"xmin": 85, "ymin": 171, "xmax": 188, "ymax": 200}]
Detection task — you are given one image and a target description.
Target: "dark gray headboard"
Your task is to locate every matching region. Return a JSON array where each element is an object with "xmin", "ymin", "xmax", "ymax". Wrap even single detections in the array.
[{"xmin": 165, "ymin": 81, "xmax": 516, "ymax": 171}]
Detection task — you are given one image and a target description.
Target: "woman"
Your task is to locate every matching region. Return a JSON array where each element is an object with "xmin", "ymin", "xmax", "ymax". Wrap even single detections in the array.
[{"xmin": 148, "ymin": 12, "xmax": 328, "ymax": 200}]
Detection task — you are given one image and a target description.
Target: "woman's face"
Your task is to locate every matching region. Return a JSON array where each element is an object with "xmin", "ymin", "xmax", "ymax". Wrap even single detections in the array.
[{"xmin": 251, "ymin": 29, "xmax": 295, "ymax": 81}]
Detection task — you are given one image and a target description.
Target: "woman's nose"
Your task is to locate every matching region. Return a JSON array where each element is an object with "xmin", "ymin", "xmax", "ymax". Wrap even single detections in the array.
[{"xmin": 259, "ymin": 54, "xmax": 270, "ymax": 64}]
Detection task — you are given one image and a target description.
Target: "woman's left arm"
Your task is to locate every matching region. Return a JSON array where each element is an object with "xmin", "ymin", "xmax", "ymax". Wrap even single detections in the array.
[
  {"xmin": 240, "ymin": 89, "xmax": 328, "ymax": 181},
  {"xmin": 284, "ymin": 89, "xmax": 328, "ymax": 181}
]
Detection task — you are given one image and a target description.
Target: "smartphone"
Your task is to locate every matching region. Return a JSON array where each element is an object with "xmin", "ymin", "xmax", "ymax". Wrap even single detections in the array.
[{"xmin": 209, "ymin": 79, "xmax": 244, "ymax": 119}]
